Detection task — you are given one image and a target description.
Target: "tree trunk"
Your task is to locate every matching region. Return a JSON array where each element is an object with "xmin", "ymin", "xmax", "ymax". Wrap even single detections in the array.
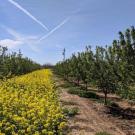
[
  {"xmin": 77, "ymin": 78, "xmax": 80, "ymax": 86},
  {"xmin": 66, "ymin": 74, "xmax": 68, "ymax": 80},
  {"xmin": 104, "ymin": 89, "xmax": 107, "ymax": 105},
  {"xmin": 85, "ymin": 82, "xmax": 88, "ymax": 90}
]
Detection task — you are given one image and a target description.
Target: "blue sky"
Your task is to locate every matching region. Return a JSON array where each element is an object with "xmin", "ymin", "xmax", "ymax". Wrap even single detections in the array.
[{"xmin": 0, "ymin": 0, "xmax": 135, "ymax": 64}]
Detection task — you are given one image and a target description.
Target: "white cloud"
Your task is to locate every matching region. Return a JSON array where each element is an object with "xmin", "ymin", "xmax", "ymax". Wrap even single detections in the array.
[
  {"xmin": 0, "ymin": 26, "xmax": 39, "ymax": 51},
  {"xmin": 0, "ymin": 39, "xmax": 23, "ymax": 49}
]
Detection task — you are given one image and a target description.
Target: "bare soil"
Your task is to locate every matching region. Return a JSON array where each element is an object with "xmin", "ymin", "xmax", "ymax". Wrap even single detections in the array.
[{"xmin": 54, "ymin": 76, "xmax": 135, "ymax": 135}]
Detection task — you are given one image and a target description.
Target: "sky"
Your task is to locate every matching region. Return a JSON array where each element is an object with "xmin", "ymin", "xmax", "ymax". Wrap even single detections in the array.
[{"xmin": 0, "ymin": 0, "xmax": 135, "ymax": 64}]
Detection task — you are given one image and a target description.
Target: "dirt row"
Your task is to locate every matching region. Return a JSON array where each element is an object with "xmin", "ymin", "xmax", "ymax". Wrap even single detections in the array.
[{"xmin": 55, "ymin": 77, "xmax": 135, "ymax": 135}]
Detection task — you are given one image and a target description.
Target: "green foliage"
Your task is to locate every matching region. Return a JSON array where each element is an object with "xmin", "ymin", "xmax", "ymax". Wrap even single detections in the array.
[
  {"xmin": 55, "ymin": 26, "xmax": 135, "ymax": 103},
  {"xmin": 67, "ymin": 87, "xmax": 81, "ymax": 94},
  {"xmin": 0, "ymin": 46, "xmax": 41, "ymax": 78},
  {"xmin": 116, "ymin": 85, "xmax": 135, "ymax": 99},
  {"xmin": 79, "ymin": 91, "xmax": 99, "ymax": 99},
  {"xmin": 68, "ymin": 88, "xmax": 99, "ymax": 99},
  {"xmin": 62, "ymin": 107, "xmax": 79, "ymax": 117}
]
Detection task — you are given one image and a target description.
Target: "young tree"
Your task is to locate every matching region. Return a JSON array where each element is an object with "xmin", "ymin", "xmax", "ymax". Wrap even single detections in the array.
[{"xmin": 94, "ymin": 46, "xmax": 118, "ymax": 105}]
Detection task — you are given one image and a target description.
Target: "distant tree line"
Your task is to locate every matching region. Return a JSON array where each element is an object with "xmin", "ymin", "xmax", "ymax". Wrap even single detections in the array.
[
  {"xmin": 0, "ymin": 45, "xmax": 41, "ymax": 79},
  {"xmin": 42, "ymin": 63, "xmax": 54, "ymax": 69},
  {"xmin": 55, "ymin": 26, "xmax": 135, "ymax": 104}
]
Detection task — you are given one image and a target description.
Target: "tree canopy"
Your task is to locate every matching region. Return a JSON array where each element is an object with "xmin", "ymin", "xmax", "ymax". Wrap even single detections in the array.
[
  {"xmin": 0, "ymin": 46, "xmax": 41, "ymax": 79},
  {"xmin": 55, "ymin": 26, "xmax": 135, "ymax": 104}
]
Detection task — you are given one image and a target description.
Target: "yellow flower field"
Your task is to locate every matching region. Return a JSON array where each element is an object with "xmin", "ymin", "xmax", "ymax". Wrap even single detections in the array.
[{"xmin": 0, "ymin": 69, "xmax": 65, "ymax": 135}]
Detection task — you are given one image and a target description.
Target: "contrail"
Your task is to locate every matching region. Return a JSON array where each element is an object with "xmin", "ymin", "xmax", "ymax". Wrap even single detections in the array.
[
  {"xmin": 38, "ymin": 17, "xmax": 70, "ymax": 42},
  {"xmin": 8, "ymin": 0, "xmax": 49, "ymax": 31}
]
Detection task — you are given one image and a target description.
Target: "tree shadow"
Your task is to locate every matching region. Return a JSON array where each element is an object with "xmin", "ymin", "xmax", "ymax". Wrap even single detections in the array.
[{"xmin": 106, "ymin": 103, "xmax": 135, "ymax": 120}]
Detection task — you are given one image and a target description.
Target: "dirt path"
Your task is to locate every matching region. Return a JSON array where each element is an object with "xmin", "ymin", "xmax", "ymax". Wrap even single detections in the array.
[
  {"xmin": 54, "ymin": 77, "xmax": 130, "ymax": 135},
  {"xmin": 61, "ymin": 90, "xmax": 126, "ymax": 135}
]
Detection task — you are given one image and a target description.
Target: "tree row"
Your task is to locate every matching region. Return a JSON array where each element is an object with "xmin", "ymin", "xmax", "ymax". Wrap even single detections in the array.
[
  {"xmin": 55, "ymin": 26, "xmax": 135, "ymax": 104},
  {"xmin": 0, "ymin": 46, "xmax": 41, "ymax": 79}
]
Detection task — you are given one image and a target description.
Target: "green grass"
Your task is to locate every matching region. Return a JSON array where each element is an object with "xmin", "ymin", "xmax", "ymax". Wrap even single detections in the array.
[
  {"xmin": 60, "ymin": 100, "xmax": 78, "ymax": 106},
  {"xmin": 68, "ymin": 87, "xmax": 99, "ymax": 99},
  {"xmin": 67, "ymin": 87, "xmax": 116, "ymax": 106},
  {"xmin": 62, "ymin": 107, "xmax": 79, "ymax": 117},
  {"xmin": 97, "ymin": 98, "xmax": 114, "ymax": 106},
  {"xmin": 61, "ymin": 80, "xmax": 115, "ymax": 106}
]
